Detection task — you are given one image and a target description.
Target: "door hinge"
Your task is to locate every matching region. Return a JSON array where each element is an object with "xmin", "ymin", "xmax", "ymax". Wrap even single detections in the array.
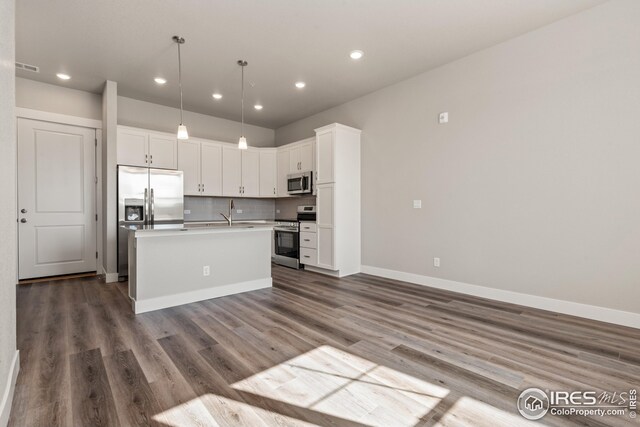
[
  {"xmin": 95, "ymin": 214, "xmax": 98, "ymax": 221},
  {"xmin": 95, "ymin": 176, "xmax": 98, "ymax": 184},
  {"xmin": 96, "ymin": 251, "xmax": 98, "ymax": 259}
]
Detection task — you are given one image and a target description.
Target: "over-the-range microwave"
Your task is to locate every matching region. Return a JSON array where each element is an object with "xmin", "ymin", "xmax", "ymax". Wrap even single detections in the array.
[{"xmin": 287, "ymin": 171, "xmax": 312, "ymax": 195}]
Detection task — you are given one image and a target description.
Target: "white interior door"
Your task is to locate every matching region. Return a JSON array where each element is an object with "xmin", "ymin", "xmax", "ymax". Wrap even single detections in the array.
[{"xmin": 18, "ymin": 119, "xmax": 97, "ymax": 279}]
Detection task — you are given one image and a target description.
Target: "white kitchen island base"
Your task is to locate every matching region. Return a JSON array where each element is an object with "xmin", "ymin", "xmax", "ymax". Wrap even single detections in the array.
[{"xmin": 126, "ymin": 224, "xmax": 272, "ymax": 314}]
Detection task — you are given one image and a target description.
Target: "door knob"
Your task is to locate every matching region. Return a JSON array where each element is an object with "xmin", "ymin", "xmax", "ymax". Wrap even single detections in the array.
[
  {"xmin": 21, "ymin": 208, "xmax": 27, "ymax": 213},
  {"xmin": 20, "ymin": 218, "xmax": 27, "ymax": 223}
]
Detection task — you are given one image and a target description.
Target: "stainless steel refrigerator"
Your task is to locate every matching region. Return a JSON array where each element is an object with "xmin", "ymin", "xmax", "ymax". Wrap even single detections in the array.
[{"xmin": 118, "ymin": 166, "xmax": 184, "ymax": 279}]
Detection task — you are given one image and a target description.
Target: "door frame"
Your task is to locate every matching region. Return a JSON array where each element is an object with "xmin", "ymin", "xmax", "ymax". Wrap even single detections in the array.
[{"xmin": 16, "ymin": 108, "xmax": 103, "ymax": 280}]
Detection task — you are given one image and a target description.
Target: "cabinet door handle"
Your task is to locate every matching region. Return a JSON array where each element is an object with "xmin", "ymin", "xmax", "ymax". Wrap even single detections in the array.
[
  {"xmin": 202, "ymin": 184, "xmax": 204, "ymax": 192},
  {"xmin": 145, "ymin": 154, "xmax": 148, "ymax": 163},
  {"xmin": 304, "ymin": 239, "xmax": 310, "ymax": 242},
  {"xmin": 150, "ymin": 154, "xmax": 153, "ymax": 164},
  {"xmin": 303, "ymin": 255, "xmax": 310, "ymax": 258}
]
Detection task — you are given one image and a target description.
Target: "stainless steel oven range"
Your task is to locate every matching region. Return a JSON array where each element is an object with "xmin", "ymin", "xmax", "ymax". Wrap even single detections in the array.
[{"xmin": 272, "ymin": 220, "xmax": 300, "ymax": 269}]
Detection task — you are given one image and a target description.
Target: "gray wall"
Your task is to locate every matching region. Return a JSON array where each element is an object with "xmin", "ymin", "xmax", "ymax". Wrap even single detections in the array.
[
  {"xmin": 0, "ymin": 0, "xmax": 17, "ymax": 424},
  {"xmin": 275, "ymin": 0, "xmax": 640, "ymax": 314},
  {"xmin": 118, "ymin": 96, "xmax": 275, "ymax": 147},
  {"xmin": 15, "ymin": 77, "xmax": 102, "ymax": 119}
]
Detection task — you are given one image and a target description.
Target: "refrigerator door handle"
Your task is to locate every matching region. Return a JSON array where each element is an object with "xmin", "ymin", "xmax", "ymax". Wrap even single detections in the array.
[
  {"xmin": 150, "ymin": 188, "xmax": 155, "ymax": 224},
  {"xmin": 144, "ymin": 188, "xmax": 149, "ymax": 225}
]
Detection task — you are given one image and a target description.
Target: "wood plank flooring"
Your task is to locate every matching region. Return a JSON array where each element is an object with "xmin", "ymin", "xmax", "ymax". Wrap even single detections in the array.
[{"xmin": 9, "ymin": 265, "xmax": 640, "ymax": 426}]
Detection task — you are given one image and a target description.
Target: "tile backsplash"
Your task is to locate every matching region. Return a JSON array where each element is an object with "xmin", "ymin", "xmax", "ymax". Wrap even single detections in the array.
[
  {"xmin": 275, "ymin": 196, "xmax": 316, "ymax": 220},
  {"xmin": 184, "ymin": 197, "xmax": 275, "ymax": 222}
]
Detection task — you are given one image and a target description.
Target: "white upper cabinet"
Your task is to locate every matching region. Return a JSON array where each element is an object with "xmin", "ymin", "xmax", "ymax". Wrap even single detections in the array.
[
  {"xmin": 117, "ymin": 126, "xmax": 177, "ymax": 170},
  {"xmin": 200, "ymin": 143, "xmax": 223, "ymax": 196},
  {"xmin": 222, "ymin": 146, "xmax": 242, "ymax": 197},
  {"xmin": 117, "ymin": 127, "xmax": 148, "ymax": 168},
  {"xmin": 148, "ymin": 133, "xmax": 178, "ymax": 169},
  {"xmin": 289, "ymin": 139, "xmax": 314, "ymax": 173},
  {"xmin": 178, "ymin": 139, "xmax": 223, "ymax": 196},
  {"xmin": 241, "ymin": 149, "xmax": 260, "ymax": 197},
  {"xmin": 316, "ymin": 131, "xmax": 334, "ymax": 184},
  {"xmin": 259, "ymin": 150, "xmax": 277, "ymax": 197},
  {"xmin": 177, "ymin": 140, "xmax": 201, "ymax": 196},
  {"xmin": 276, "ymin": 148, "xmax": 291, "ymax": 197}
]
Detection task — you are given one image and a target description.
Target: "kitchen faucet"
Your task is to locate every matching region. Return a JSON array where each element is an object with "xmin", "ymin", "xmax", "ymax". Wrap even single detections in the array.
[{"xmin": 220, "ymin": 199, "xmax": 234, "ymax": 225}]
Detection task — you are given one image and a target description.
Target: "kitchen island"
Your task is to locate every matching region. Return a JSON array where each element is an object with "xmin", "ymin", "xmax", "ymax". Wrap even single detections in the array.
[{"xmin": 124, "ymin": 222, "xmax": 274, "ymax": 314}]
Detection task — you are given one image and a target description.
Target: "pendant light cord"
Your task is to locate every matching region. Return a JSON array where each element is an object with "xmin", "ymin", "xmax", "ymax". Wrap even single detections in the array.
[
  {"xmin": 241, "ymin": 63, "xmax": 244, "ymax": 137},
  {"xmin": 178, "ymin": 41, "xmax": 184, "ymax": 125}
]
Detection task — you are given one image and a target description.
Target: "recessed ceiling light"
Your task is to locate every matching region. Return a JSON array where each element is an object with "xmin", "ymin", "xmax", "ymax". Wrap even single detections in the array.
[
  {"xmin": 295, "ymin": 81, "xmax": 306, "ymax": 89},
  {"xmin": 254, "ymin": 104, "xmax": 263, "ymax": 110},
  {"xmin": 56, "ymin": 73, "xmax": 71, "ymax": 80},
  {"xmin": 154, "ymin": 77, "xmax": 167, "ymax": 84},
  {"xmin": 349, "ymin": 50, "xmax": 364, "ymax": 60},
  {"xmin": 212, "ymin": 93, "xmax": 222, "ymax": 100}
]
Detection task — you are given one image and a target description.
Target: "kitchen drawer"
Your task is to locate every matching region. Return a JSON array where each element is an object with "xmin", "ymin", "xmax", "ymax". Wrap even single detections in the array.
[
  {"xmin": 300, "ymin": 232, "xmax": 317, "ymax": 249},
  {"xmin": 300, "ymin": 247, "xmax": 317, "ymax": 266},
  {"xmin": 299, "ymin": 222, "xmax": 317, "ymax": 233}
]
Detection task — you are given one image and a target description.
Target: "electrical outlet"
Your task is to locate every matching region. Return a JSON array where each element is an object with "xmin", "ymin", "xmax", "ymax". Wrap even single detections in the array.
[
  {"xmin": 439, "ymin": 112, "xmax": 449, "ymax": 124},
  {"xmin": 184, "ymin": 209, "xmax": 191, "ymax": 215},
  {"xmin": 413, "ymin": 200, "xmax": 422, "ymax": 209},
  {"xmin": 276, "ymin": 209, "xmax": 281, "ymax": 214},
  {"xmin": 236, "ymin": 209, "xmax": 243, "ymax": 214},
  {"xmin": 203, "ymin": 266, "xmax": 210, "ymax": 276},
  {"xmin": 433, "ymin": 257, "xmax": 440, "ymax": 268}
]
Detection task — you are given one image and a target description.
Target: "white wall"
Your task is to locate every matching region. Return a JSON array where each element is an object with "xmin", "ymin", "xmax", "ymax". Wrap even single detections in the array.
[
  {"xmin": 102, "ymin": 81, "xmax": 118, "ymax": 280},
  {"xmin": 275, "ymin": 1, "xmax": 640, "ymax": 316},
  {"xmin": 118, "ymin": 96, "xmax": 275, "ymax": 147},
  {"xmin": 15, "ymin": 77, "xmax": 102, "ymax": 119},
  {"xmin": 0, "ymin": 0, "xmax": 18, "ymax": 424}
]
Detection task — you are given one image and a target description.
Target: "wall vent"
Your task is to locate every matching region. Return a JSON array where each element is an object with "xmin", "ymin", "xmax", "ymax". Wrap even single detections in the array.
[{"xmin": 15, "ymin": 62, "xmax": 39, "ymax": 73}]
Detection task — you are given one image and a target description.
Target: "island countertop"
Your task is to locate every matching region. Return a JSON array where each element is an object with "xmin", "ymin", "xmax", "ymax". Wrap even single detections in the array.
[{"xmin": 121, "ymin": 221, "xmax": 278, "ymax": 238}]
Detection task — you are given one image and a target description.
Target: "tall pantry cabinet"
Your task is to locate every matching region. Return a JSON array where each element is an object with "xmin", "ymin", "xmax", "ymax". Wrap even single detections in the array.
[{"xmin": 310, "ymin": 123, "xmax": 361, "ymax": 277}]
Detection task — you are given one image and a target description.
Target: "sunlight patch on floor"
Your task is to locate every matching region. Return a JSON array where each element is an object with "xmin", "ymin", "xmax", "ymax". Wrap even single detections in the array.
[
  {"xmin": 232, "ymin": 345, "xmax": 450, "ymax": 426},
  {"xmin": 438, "ymin": 396, "xmax": 545, "ymax": 427}
]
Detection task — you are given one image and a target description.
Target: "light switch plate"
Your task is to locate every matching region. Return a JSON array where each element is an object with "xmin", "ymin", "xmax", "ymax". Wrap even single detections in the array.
[
  {"xmin": 439, "ymin": 112, "xmax": 449, "ymax": 124},
  {"xmin": 413, "ymin": 200, "xmax": 422, "ymax": 209}
]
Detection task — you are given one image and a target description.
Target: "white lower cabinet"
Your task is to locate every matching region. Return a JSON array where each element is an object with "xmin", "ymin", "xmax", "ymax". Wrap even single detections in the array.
[
  {"xmin": 316, "ymin": 226, "xmax": 334, "ymax": 269},
  {"xmin": 299, "ymin": 221, "xmax": 319, "ymax": 267}
]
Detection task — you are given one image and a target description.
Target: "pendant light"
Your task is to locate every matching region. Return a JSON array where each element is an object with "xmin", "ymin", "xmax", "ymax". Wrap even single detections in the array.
[
  {"xmin": 237, "ymin": 60, "xmax": 248, "ymax": 150},
  {"xmin": 173, "ymin": 36, "xmax": 189, "ymax": 140}
]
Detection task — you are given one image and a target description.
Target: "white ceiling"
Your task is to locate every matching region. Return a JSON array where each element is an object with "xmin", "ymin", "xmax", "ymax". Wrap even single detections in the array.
[{"xmin": 16, "ymin": 0, "xmax": 606, "ymax": 128}]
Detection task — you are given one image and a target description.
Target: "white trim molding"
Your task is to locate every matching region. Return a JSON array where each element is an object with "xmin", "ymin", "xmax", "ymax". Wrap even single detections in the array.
[
  {"xmin": 132, "ymin": 278, "xmax": 272, "ymax": 314},
  {"xmin": 361, "ymin": 265, "xmax": 640, "ymax": 329},
  {"xmin": 0, "ymin": 350, "xmax": 20, "ymax": 427},
  {"xmin": 105, "ymin": 272, "xmax": 119, "ymax": 283},
  {"xmin": 16, "ymin": 107, "xmax": 102, "ymax": 129}
]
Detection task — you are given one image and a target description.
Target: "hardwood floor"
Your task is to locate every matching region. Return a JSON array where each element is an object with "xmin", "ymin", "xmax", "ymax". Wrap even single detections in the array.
[{"xmin": 9, "ymin": 265, "xmax": 640, "ymax": 426}]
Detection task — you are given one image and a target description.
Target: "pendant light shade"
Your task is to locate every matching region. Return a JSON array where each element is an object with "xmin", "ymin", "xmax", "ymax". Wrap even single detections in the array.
[
  {"xmin": 173, "ymin": 36, "xmax": 189, "ymax": 140},
  {"xmin": 238, "ymin": 136, "xmax": 248, "ymax": 150},
  {"xmin": 177, "ymin": 125, "xmax": 189, "ymax": 140},
  {"xmin": 238, "ymin": 60, "xmax": 248, "ymax": 150}
]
